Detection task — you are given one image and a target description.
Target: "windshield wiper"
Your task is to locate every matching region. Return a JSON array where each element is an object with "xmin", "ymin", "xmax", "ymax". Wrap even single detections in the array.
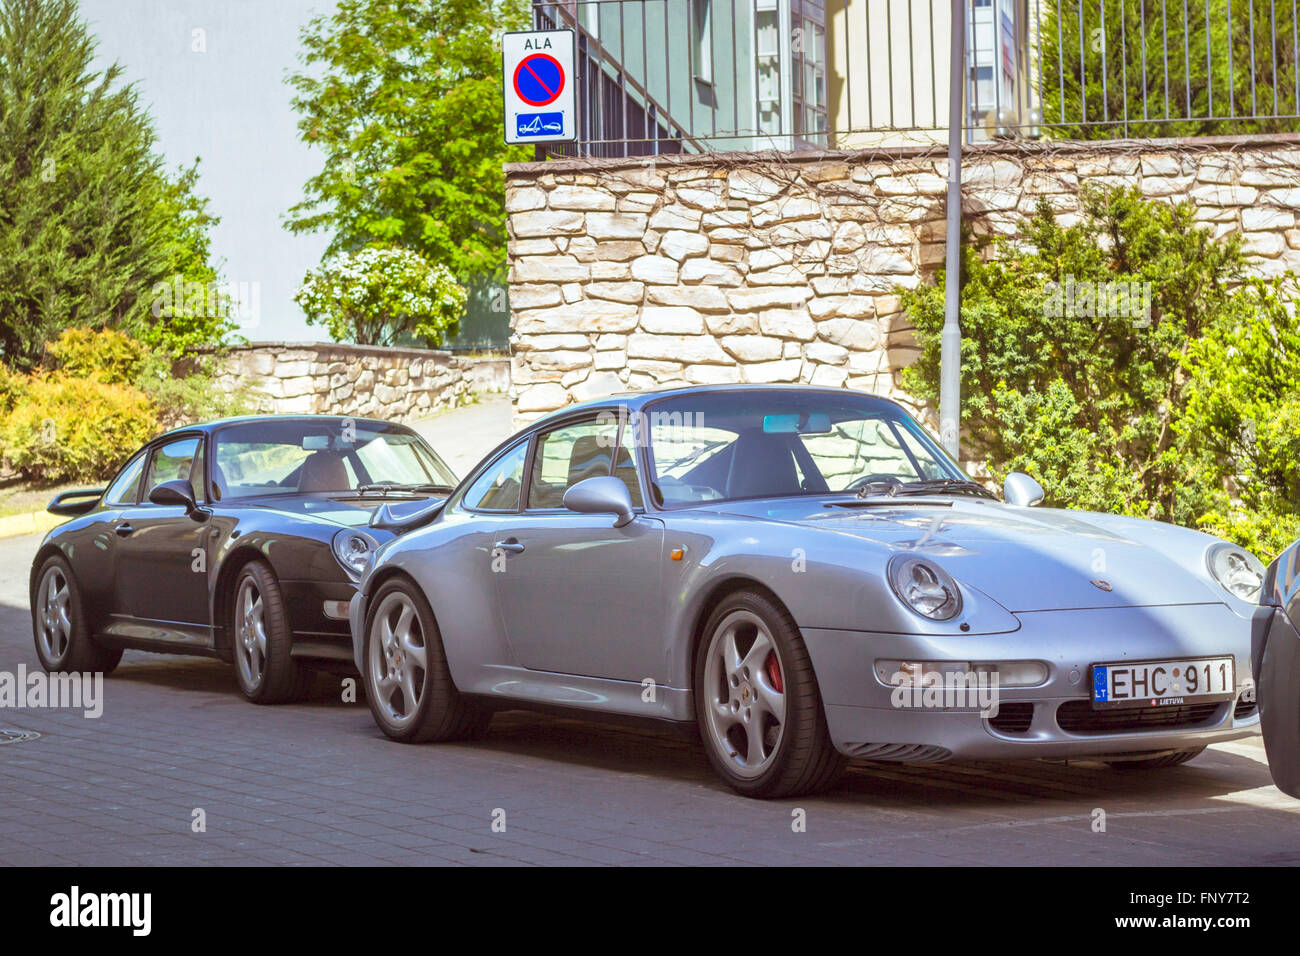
[
  {"xmin": 356, "ymin": 482, "xmax": 454, "ymax": 496},
  {"xmin": 890, "ymin": 479, "xmax": 995, "ymax": 499}
]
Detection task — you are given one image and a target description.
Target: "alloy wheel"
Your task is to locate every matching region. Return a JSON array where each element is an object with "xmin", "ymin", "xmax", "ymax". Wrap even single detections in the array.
[
  {"xmin": 368, "ymin": 591, "xmax": 429, "ymax": 728},
  {"xmin": 701, "ymin": 609, "xmax": 787, "ymax": 779},
  {"xmin": 37, "ymin": 566, "xmax": 72, "ymax": 663},
  {"xmin": 235, "ymin": 577, "xmax": 268, "ymax": 689}
]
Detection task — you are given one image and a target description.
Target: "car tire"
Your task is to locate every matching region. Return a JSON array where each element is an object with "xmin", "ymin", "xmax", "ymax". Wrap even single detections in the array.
[
  {"xmin": 362, "ymin": 576, "xmax": 489, "ymax": 744},
  {"xmin": 1106, "ymin": 747, "xmax": 1206, "ymax": 770},
  {"xmin": 32, "ymin": 555, "xmax": 123, "ymax": 674},
  {"xmin": 231, "ymin": 560, "xmax": 311, "ymax": 704},
  {"xmin": 694, "ymin": 589, "xmax": 845, "ymax": 798}
]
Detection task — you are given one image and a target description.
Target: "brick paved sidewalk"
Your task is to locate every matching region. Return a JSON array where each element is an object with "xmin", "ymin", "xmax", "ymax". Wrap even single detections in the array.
[{"xmin": 1, "ymin": 533, "xmax": 1296, "ymax": 866}]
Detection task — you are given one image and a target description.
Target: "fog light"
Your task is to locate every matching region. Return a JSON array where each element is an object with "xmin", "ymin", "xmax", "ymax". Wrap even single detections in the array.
[
  {"xmin": 875, "ymin": 660, "xmax": 1048, "ymax": 687},
  {"xmin": 974, "ymin": 661, "xmax": 1049, "ymax": 687},
  {"xmin": 323, "ymin": 600, "xmax": 351, "ymax": 620}
]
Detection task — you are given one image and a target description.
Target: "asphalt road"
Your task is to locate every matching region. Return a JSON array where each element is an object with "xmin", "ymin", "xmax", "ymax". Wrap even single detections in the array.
[{"xmin": 1, "ymin": 530, "xmax": 1297, "ymax": 866}]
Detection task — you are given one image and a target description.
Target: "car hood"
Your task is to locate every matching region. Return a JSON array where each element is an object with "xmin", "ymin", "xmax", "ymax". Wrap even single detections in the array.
[
  {"xmin": 708, "ymin": 497, "xmax": 1228, "ymax": 612},
  {"xmin": 235, "ymin": 493, "xmax": 445, "ymax": 531}
]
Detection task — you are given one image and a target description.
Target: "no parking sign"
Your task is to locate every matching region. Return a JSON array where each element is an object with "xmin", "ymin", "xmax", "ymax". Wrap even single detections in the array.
[{"xmin": 502, "ymin": 30, "xmax": 576, "ymax": 145}]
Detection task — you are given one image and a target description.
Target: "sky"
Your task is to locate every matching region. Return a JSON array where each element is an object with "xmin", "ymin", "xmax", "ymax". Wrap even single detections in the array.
[{"xmin": 79, "ymin": 0, "xmax": 332, "ymax": 342}]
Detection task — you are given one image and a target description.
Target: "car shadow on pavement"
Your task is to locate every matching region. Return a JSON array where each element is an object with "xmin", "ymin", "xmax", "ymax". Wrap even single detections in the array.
[
  {"xmin": 103, "ymin": 657, "xmax": 363, "ymax": 708},
  {"xmin": 0, "ymin": 592, "xmax": 360, "ymax": 709},
  {"xmin": 2, "ymin": 595, "xmax": 1286, "ymax": 813},
  {"xmin": 468, "ymin": 708, "xmax": 1284, "ymax": 808}
]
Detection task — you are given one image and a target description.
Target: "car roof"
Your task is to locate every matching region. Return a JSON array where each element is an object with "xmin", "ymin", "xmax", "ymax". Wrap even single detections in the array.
[
  {"xmin": 524, "ymin": 383, "xmax": 908, "ymax": 430},
  {"xmin": 152, "ymin": 413, "xmax": 416, "ymax": 443}
]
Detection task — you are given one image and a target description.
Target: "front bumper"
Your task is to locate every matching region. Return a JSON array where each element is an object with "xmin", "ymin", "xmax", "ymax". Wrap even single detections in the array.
[
  {"xmin": 281, "ymin": 579, "xmax": 357, "ymax": 663},
  {"xmin": 803, "ymin": 603, "xmax": 1260, "ymax": 761}
]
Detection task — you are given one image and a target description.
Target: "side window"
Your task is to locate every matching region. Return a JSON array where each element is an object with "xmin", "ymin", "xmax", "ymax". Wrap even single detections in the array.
[
  {"xmin": 104, "ymin": 452, "xmax": 146, "ymax": 506},
  {"xmin": 527, "ymin": 418, "xmax": 619, "ymax": 510},
  {"xmin": 143, "ymin": 438, "xmax": 202, "ymax": 503},
  {"xmin": 462, "ymin": 441, "xmax": 528, "ymax": 512}
]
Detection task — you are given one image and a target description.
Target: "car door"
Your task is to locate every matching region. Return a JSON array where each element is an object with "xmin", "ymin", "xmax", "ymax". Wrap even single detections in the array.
[
  {"xmin": 492, "ymin": 414, "xmax": 667, "ymax": 683},
  {"xmin": 110, "ymin": 434, "xmax": 214, "ymax": 645}
]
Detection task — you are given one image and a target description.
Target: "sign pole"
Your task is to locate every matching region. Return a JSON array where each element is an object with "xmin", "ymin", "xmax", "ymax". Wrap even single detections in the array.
[{"xmin": 939, "ymin": 0, "xmax": 965, "ymax": 460}]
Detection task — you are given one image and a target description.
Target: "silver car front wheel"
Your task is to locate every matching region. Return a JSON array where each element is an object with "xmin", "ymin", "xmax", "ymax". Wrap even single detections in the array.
[
  {"xmin": 702, "ymin": 609, "xmax": 787, "ymax": 779},
  {"xmin": 695, "ymin": 590, "xmax": 845, "ymax": 797}
]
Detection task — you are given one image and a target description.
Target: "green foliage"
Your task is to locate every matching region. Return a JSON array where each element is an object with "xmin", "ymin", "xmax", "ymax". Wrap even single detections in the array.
[
  {"xmin": 46, "ymin": 326, "xmax": 147, "ymax": 384},
  {"xmin": 295, "ymin": 246, "xmax": 468, "ymax": 346},
  {"xmin": 0, "ymin": 364, "xmax": 26, "ymax": 415},
  {"xmin": 133, "ymin": 163, "xmax": 238, "ymax": 357},
  {"xmin": 1040, "ymin": 0, "xmax": 1300, "ymax": 136},
  {"xmin": 43, "ymin": 326, "xmax": 246, "ymax": 431},
  {"xmin": 902, "ymin": 186, "xmax": 1248, "ymax": 530},
  {"xmin": 0, "ymin": 0, "xmax": 229, "ymax": 370},
  {"xmin": 285, "ymin": 0, "xmax": 530, "ymax": 286},
  {"xmin": 133, "ymin": 350, "xmax": 249, "ymax": 431},
  {"xmin": 0, "ymin": 373, "xmax": 157, "ymax": 482},
  {"xmin": 1180, "ymin": 279, "xmax": 1300, "ymax": 558}
]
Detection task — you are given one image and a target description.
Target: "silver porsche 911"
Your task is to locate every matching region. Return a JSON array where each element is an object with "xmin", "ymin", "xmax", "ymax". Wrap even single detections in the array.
[{"xmin": 349, "ymin": 385, "xmax": 1264, "ymax": 797}]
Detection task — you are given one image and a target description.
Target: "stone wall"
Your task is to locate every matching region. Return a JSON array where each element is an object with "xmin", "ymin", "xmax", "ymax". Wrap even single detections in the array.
[
  {"xmin": 504, "ymin": 134, "xmax": 1300, "ymax": 424},
  {"xmin": 209, "ymin": 342, "xmax": 509, "ymax": 423}
]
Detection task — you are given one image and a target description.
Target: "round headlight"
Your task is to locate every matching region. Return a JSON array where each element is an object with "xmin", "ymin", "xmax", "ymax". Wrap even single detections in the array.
[
  {"xmin": 887, "ymin": 554, "xmax": 963, "ymax": 621},
  {"xmin": 332, "ymin": 529, "xmax": 378, "ymax": 580},
  {"xmin": 1206, "ymin": 542, "xmax": 1266, "ymax": 603}
]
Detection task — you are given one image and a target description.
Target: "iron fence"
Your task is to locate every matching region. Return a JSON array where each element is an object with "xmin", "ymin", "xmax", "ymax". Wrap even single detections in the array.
[{"xmin": 532, "ymin": 0, "xmax": 1300, "ymax": 156}]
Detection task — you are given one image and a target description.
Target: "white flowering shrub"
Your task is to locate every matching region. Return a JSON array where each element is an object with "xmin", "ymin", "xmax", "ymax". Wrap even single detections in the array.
[{"xmin": 294, "ymin": 246, "xmax": 468, "ymax": 346}]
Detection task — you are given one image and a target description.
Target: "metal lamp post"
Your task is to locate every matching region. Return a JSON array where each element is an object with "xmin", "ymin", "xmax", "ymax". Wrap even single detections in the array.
[{"xmin": 939, "ymin": 0, "xmax": 965, "ymax": 460}]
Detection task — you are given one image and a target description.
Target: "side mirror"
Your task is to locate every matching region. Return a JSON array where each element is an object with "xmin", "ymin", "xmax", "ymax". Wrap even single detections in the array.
[
  {"xmin": 562, "ymin": 475, "xmax": 636, "ymax": 528},
  {"xmin": 148, "ymin": 479, "xmax": 206, "ymax": 519},
  {"xmin": 1003, "ymin": 472, "xmax": 1045, "ymax": 507},
  {"xmin": 47, "ymin": 488, "xmax": 105, "ymax": 517}
]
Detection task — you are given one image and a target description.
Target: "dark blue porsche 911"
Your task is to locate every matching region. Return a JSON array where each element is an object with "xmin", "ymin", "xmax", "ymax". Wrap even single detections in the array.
[{"xmin": 30, "ymin": 415, "xmax": 457, "ymax": 703}]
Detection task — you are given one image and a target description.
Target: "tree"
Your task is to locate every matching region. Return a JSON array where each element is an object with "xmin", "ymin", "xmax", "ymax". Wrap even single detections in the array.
[
  {"xmin": 1039, "ymin": 0, "xmax": 1300, "ymax": 137},
  {"xmin": 294, "ymin": 246, "xmax": 468, "ymax": 346},
  {"xmin": 285, "ymin": 0, "xmax": 530, "ymax": 286},
  {"xmin": 0, "ymin": 0, "xmax": 231, "ymax": 368},
  {"xmin": 901, "ymin": 187, "xmax": 1250, "ymax": 529},
  {"xmin": 1180, "ymin": 279, "xmax": 1300, "ymax": 557}
]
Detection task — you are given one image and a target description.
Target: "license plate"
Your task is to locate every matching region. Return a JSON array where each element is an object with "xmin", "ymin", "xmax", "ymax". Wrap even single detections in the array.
[{"xmin": 1091, "ymin": 656, "xmax": 1236, "ymax": 709}]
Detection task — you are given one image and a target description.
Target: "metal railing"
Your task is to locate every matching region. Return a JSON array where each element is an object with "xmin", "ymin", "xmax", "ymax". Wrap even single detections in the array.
[{"xmin": 532, "ymin": 0, "xmax": 1300, "ymax": 157}]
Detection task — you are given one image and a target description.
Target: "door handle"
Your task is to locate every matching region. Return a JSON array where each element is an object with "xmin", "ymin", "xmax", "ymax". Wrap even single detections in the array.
[
  {"xmin": 115, "ymin": 523, "xmax": 135, "ymax": 537},
  {"xmin": 493, "ymin": 539, "xmax": 525, "ymax": 554}
]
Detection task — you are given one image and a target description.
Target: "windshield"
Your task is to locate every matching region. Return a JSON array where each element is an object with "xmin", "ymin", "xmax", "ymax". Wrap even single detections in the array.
[
  {"xmin": 642, "ymin": 390, "xmax": 968, "ymax": 506},
  {"xmin": 212, "ymin": 419, "xmax": 457, "ymax": 500}
]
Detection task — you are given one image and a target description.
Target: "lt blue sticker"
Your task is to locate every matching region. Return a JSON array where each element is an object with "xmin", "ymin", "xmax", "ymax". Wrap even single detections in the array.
[
  {"xmin": 1093, "ymin": 665, "xmax": 1108, "ymax": 701},
  {"xmin": 516, "ymin": 112, "xmax": 564, "ymax": 137}
]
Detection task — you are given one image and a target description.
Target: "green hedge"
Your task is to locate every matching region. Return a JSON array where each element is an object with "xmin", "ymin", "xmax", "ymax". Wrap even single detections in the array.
[{"xmin": 0, "ymin": 374, "xmax": 157, "ymax": 483}]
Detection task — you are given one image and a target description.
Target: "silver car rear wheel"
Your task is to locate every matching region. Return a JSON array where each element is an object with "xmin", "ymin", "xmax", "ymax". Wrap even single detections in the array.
[
  {"xmin": 367, "ymin": 591, "xmax": 428, "ymax": 730},
  {"xmin": 702, "ymin": 609, "xmax": 788, "ymax": 779},
  {"xmin": 363, "ymin": 578, "xmax": 490, "ymax": 743}
]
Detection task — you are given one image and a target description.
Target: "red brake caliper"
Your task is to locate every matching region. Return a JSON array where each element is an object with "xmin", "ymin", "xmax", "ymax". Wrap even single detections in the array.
[{"xmin": 765, "ymin": 651, "xmax": 784, "ymax": 694}]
